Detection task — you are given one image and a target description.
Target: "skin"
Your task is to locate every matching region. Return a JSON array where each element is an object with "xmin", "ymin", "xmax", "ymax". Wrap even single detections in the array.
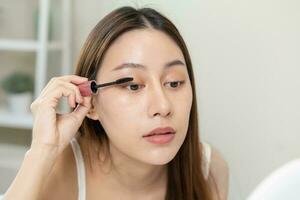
[
  {"xmin": 8, "ymin": 28, "xmax": 228, "ymax": 200},
  {"xmin": 85, "ymin": 28, "xmax": 193, "ymax": 199},
  {"xmin": 209, "ymin": 146, "xmax": 230, "ymax": 200}
]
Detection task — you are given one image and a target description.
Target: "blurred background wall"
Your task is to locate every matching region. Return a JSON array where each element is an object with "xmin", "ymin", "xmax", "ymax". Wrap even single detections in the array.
[{"xmin": 0, "ymin": 0, "xmax": 299, "ymax": 199}]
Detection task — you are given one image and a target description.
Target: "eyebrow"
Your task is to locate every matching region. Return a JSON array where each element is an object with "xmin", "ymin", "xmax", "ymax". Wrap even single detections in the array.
[{"xmin": 111, "ymin": 59, "xmax": 185, "ymax": 71}]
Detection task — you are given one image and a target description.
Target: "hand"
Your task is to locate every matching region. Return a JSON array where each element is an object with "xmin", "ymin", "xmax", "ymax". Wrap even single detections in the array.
[{"xmin": 30, "ymin": 75, "xmax": 92, "ymax": 155}]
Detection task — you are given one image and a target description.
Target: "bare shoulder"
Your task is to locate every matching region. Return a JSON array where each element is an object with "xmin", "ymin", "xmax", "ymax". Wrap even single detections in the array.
[
  {"xmin": 38, "ymin": 144, "xmax": 77, "ymax": 200},
  {"xmin": 208, "ymin": 145, "xmax": 230, "ymax": 200}
]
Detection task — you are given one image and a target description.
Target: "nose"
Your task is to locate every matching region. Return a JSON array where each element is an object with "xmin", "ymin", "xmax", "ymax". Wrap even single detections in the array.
[{"xmin": 147, "ymin": 83, "xmax": 172, "ymax": 118}]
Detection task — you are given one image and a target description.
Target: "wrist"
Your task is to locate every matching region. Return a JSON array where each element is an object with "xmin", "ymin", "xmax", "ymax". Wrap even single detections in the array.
[{"xmin": 27, "ymin": 142, "xmax": 59, "ymax": 161}]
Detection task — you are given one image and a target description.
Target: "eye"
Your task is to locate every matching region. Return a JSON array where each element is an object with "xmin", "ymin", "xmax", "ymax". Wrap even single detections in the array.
[
  {"xmin": 165, "ymin": 80, "xmax": 185, "ymax": 88},
  {"xmin": 120, "ymin": 80, "xmax": 185, "ymax": 92},
  {"xmin": 121, "ymin": 83, "xmax": 144, "ymax": 91}
]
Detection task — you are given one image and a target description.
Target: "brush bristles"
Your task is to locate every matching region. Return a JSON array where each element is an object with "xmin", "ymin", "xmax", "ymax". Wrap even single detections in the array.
[{"xmin": 116, "ymin": 77, "xmax": 133, "ymax": 84}]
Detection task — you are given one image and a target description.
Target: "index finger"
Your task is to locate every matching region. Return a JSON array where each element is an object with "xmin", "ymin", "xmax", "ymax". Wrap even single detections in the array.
[{"xmin": 60, "ymin": 75, "xmax": 89, "ymax": 84}]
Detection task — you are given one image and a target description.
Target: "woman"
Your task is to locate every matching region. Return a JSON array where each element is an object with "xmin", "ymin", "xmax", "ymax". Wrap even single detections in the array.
[{"xmin": 3, "ymin": 6, "xmax": 229, "ymax": 200}]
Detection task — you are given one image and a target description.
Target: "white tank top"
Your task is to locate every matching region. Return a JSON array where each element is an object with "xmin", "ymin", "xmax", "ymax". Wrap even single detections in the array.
[{"xmin": 70, "ymin": 137, "xmax": 211, "ymax": 200}]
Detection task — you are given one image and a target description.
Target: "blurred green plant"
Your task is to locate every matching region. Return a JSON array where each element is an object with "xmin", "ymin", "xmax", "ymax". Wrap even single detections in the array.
[{"xmin": 1, "ymin": 72, "xmax": 34, "ymax": 94}]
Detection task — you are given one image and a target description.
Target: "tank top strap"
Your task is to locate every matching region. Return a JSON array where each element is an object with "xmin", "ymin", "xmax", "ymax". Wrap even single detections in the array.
[
  {"xmin": 201, "ymin": 141, "xmax": 212, "ymax": 180},
  {"xmin": 70, "ymin": 137, "xmax": 86, "ymax": 200}
]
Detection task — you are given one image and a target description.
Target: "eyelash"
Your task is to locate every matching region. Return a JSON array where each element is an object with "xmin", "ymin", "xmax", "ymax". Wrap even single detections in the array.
[{"xmin": 121, "ymin": 80, "xmax": 185, "ymax": 92}]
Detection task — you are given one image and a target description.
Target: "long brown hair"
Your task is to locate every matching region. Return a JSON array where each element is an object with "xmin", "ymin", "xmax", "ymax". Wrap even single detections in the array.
[{"xmin": 74, "ymin": 6, "xmax": 213, "ymax": 200}]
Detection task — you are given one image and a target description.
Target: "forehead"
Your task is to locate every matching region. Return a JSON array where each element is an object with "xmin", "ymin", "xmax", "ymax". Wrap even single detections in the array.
[{"xmin": 98, "ymin": 29, "xmax": 186, "ymax": 75}]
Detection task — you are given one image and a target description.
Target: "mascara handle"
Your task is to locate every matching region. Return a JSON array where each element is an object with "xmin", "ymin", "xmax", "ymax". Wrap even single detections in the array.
[{"xmin": 77, "ymin": 80, "xmax": 97, "ymax": 97}]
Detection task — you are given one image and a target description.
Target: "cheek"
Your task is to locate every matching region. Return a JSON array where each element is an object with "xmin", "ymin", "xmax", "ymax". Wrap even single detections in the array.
[
  {"xmin": 95, "ymin": 92, "xmax": 142, "ymax": 135},
  {"xmin": 97, "ymin": 92, "xmax": 139, "ymax": 116},
  {"xmin": 174, "ymin": 85, "xmax": 193, "ymax": 131},
  {"xmin": 175, "ymin": 84, "xmax": 193, "ymax": 112}
]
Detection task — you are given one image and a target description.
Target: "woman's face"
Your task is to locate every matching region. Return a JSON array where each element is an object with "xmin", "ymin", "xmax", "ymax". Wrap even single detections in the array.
[{"xmin": 91, "ymin": 29, "xmax": 193, "ymax": 165}]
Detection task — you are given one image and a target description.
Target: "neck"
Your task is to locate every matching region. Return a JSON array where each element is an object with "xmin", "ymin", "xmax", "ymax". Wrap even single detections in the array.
[{"xmin": 102, "ymin": 142, "xmax": 168, "ymax": 193}]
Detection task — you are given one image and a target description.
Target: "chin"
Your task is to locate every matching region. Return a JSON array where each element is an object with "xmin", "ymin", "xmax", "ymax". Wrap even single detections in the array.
[
  {"xmin": 149, "ymin": 158, "xmax": 174, "ymax": 166},
  {"xmin": 140, "ymin": 148, "xmax": 179, "ymax": 165}
]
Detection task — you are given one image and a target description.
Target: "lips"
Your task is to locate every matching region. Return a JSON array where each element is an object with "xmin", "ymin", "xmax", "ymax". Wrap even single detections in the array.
[{"xmin": 143, "ymin": 126, "xmax": 176, "ymax": 137}]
